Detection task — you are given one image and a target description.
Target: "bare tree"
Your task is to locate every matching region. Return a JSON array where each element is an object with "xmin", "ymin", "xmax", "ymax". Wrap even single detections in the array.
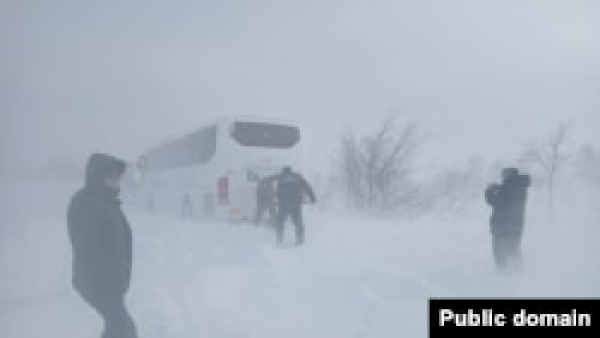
[
  {"xmin": 429, "ymin": 156, "xmax": 484, "ymax": 214},
  {"xmin": 520, "ymin": 124, "xmax": 572, "ymax": 218},
  {"xmin": 340, "ymin": 116, "xmax": 420, "ymax": 212},
  {"xmin": 341, "ymin": 130, "xmax": 365, "ymax": 208}
]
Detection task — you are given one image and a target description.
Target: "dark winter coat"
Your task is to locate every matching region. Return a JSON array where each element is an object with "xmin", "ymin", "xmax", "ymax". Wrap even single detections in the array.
[
  {"xmin": 257, "ymin": 175, "xmax": 277, "ymax": 203},
  {"xmin": 276, "ymin": 171, "xmax": 316, "ymax": 207},
  {"xmin": 485, "ymin": 173, "xmax": 531, "ymax": 237},
  {"xmin": 67, "ymin": 153, "xmax": 132, "ymax": 296}
]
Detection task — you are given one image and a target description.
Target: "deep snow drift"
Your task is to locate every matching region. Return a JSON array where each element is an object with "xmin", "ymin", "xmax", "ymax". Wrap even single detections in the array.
[{"xmin": 1, "ymin": 179, "xmax": 598, "ymax": 337}]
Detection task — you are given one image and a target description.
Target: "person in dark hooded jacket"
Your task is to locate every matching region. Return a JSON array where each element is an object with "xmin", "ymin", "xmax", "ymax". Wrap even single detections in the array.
[
  {"xmin": 254, "ymin": 174, "xmax": 278, "ymax": 226},
  {"xmin": 275, "ymin": 166, "xmax": 316, "ymax": 245},
  {"xmin": 67, "ymin": 153, "xmax": 137, "ymax": 338},
  {"xmin": 485, "ymin": 167, "xmax": 530, "ymax": 271}
]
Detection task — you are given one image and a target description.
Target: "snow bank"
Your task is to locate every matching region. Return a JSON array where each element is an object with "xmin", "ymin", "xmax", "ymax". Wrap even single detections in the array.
[{"xmin": 1, "ymin": 180, "xmax": 598, "ymax": 337}]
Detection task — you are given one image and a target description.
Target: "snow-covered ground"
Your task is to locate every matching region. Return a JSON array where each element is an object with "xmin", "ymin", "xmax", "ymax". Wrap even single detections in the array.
[{"xmin": 1, "ymin": 179, "xmax": 598, "ymax": 337}]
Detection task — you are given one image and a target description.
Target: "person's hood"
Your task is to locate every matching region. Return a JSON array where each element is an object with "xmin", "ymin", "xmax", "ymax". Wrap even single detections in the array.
[
  {"xmin": 501, "ymin": 167, "xmax": 518, "ymax": 182},
  {"xmin": 85, "ymin": 153, "xmax": 127, "ymax": 188}
]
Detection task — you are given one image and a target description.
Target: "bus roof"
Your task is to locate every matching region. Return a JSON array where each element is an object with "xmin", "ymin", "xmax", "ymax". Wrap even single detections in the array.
[{"xmin": 140, "ymin": 115, "xmax": 299, "ymax": 157}]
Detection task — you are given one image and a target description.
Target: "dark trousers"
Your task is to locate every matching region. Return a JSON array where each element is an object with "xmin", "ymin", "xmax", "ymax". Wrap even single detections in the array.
[
  {"xmin": 76, "ymin": 285, "xmax": 138, "ymax": 338},
  {"xmin": 254, "ymin": 199, "xmax": 276, "ymax": 225},
  {"xmin": 276, "ymin": 204, "xmax": 304, "ymax": 244},
  {"xmin": 492, "ymin": 234, "xmax": 522, "ymax": 271}
]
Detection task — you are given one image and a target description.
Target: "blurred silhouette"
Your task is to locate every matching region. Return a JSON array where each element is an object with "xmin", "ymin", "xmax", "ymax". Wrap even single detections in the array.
[
  {"xmin": 275, "ymin": 166, "xmax": 316, "ymax": 246},
  {"xmin": 67, "ymin": 153, "xmax": 137, "ymax": 338},
  {"xmin": 254, "ymin": 174, "xmax": 278, "ymax": 226},
  {"xmin": 485, "ymin": 167, "xmax": 531, "ymax": 272}
]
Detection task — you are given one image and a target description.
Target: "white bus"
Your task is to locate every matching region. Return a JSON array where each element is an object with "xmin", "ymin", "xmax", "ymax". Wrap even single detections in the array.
[{"xmin": 124, "ymin": 116, "xmax": 303, "ymax": 221}]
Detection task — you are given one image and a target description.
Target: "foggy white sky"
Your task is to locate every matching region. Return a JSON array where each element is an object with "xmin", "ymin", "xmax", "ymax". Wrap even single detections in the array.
[{"xmin": 2, "ymin": 0, "xmax": 599, "ymax": 173}]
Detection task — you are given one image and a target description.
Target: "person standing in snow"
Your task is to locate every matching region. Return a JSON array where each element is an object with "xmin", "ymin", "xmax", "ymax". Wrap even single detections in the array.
[
  {"xmin": 254, "ymin": 174, "xmax": 278, "ymax": 226},
  {"xmin": 275, "ymin": 166, "xmax": 316, "ymax": 245},
  {"xmin": 67, "ymin": 153, "xmax": 137, "ymax": 338},
  {"xmin": 485, "ymin": 167, "xmax": 531, "ymax": 272}
]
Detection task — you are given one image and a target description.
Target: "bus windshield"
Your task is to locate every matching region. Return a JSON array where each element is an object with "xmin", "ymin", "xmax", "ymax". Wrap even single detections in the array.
[{"xmin": 230, "ymin": 121, "xmax": 300, "ymax": 148}]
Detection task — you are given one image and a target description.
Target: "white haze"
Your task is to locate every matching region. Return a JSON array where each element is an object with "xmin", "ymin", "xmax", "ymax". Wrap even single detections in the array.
[
  {"xmin": 1, "ymin": 1, "xmax": 599, "ymax": 337},
  {"xmin": 1, "ymin": 177, "xmax": 598, "ymax": 337},
  {"xmin": 2, "ymin": 0, "xmax": 599, "ymax": 171}
]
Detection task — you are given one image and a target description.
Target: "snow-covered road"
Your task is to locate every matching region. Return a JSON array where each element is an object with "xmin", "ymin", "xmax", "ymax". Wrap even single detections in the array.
[{"xmin": 1, "ymin": 181, "xmax": 598, "ymax": 337}]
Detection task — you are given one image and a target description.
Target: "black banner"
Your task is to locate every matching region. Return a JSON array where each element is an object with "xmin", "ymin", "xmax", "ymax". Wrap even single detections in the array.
[{"xmin": 429, "ymin": 298, "xmax": 600, "ymax": 337}]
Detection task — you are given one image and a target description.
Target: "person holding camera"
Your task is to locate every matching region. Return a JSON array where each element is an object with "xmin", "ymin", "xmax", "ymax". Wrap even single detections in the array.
[{"xmin": 485, "ymin": 167, "xmax": 531, "ymax": 272}]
